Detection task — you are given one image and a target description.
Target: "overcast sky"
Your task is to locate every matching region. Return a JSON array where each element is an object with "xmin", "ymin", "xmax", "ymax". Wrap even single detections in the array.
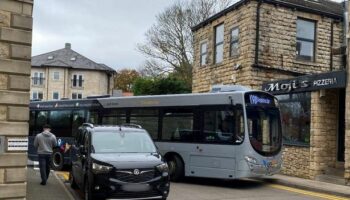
[{"xmin": 32, "ymin": 0, "xmax": 344, "ymax": 71}]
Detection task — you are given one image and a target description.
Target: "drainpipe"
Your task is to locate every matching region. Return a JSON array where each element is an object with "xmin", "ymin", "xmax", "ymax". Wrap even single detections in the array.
[
  {"xmin": 344, "ymin": 0, "xmax": 349, "ymax": 70},
  {"xmin": 254, "ymin": 0, "xmax": 263, "ymax": 65},
  {"xmin": 330, "ymin": 20, "xmax": 334, "ymax": 71}
]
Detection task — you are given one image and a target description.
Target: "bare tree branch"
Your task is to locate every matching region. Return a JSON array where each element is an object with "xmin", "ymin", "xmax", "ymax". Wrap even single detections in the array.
[{"xmin": 137, "ymin": 0, "xmax": 233, "ymax": 88}]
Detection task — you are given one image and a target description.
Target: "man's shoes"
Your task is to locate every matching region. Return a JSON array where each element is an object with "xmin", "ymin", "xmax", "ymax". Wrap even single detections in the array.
[{"xmin": 40, "ymin": 181, "xmax": 46, "ymax": 185}]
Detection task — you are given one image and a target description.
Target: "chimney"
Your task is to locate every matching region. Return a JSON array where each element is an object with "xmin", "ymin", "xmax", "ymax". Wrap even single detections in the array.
[{"xmin": 65, "ymin": 43, "xmax": 71, "ymax": 49}]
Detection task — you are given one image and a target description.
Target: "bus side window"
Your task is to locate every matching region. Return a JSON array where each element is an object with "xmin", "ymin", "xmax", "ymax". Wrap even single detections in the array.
[
  {"xmin": 72, "ymin": 110, "xmax": 86, "ymax": 137},
  {"xmin": 50, "ymin": 110, "xmax": 72, "ymax": 137},
  {"xmin": 29, "ymin": 111, "xmax": 36, "ymax": 136},
  {"xmin": 161, "ymin": 108, "xmax": 196, "ymax": 142},
  {"xmin": 36, "ymin": 111, "xmax": 49, "ymax": 135},
  {"xmin": 101, "ymin": 109, "xmax": 126, "ymax": 125},
  {"xmin": 130, "ymin": 109, "xmax": 159, "ymax": 140}
]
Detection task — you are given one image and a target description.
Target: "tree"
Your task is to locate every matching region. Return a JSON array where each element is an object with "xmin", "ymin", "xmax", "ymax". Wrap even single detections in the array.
[
  {"xmin": 137, "ymin": 0, "xmax": 234, "ymax": 88},
  {"xmin": 114, "ymin": 69, "xmax": 140, "ymax": 92},
  {"xmin": 132, "ymin": 76, "xmax": 191, "ymax": 96}
]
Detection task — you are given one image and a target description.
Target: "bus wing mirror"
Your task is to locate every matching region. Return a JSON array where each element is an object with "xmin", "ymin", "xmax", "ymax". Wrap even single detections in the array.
[{"xmin": 79, "ymin": 145, "xmax": 87, "ymax": 154}]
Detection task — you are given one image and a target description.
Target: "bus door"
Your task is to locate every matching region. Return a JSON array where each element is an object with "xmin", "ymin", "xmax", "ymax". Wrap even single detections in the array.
[{"xmin": 189, "ymin": 106, "xmax": 244, "ymax": 179}]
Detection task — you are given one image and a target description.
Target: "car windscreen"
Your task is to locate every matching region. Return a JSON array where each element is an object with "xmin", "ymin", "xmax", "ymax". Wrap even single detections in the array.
[{"xmin": 92, "ymin": 131, "xmax": 157, "ymax": 153}]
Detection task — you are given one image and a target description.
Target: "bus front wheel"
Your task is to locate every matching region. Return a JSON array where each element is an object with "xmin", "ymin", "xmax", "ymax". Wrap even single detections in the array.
[
  {"xmin": 167, "ymin": 155, "xmax": 184, "ymax": 182},
  {"xmin": 51, "ymin": 149, "xmax": 64, "ymax": 171}
]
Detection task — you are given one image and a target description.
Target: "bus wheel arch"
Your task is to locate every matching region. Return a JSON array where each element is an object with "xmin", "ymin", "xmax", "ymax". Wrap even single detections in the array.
[
  {"xmin": 51, "ymin": 149, "xmax": 64, "ymax": 171},
  {"xmin": 164, "ymin": 152, "xmax": 184, "ymax": 182}
]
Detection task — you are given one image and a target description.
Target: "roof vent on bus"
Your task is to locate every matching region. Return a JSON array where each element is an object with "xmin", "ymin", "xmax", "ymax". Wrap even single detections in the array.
[{"xmin": 211, "ymin": 85, "xmax": 252, "ymax": 93}]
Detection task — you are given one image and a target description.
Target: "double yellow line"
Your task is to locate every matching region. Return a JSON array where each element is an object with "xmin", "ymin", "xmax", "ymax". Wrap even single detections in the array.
[{"xmin": 268, "ymin": 184, "xmax": 350, "ymax": 200}]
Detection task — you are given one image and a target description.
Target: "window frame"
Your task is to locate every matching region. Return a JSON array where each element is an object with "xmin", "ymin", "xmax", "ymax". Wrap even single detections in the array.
[
  {"xmin": 32, "ymin": 72, "xmax": 45, "ymax": 86},
  {"xmin": 52, "ymin": 91, "xmax": 60, "ymax": 100},
  {"xmin": 72, "ymin": 92, "xmax": 83, "ymax": 99},
  {"xmin": 32, "ymin": 91, "xmax": 43, "ymax": 100},
  {"xmin": 53, "ymin": 71, "xmax": 60, "ymax": 81},
  {"xmin": 230, "ymin": 27, "xmax": 240, "ymax": 57},
  {"xmin": 200, "ymin": 41, "xmax": 208, "ymax": 66},
  {"xmin": 214, "ymin": 23, "xmax": 225, "ymax": 64},
  {"xmin": 72, "ymin": 74, "xmax": 84, "ymax": 88},
  {"xmin": 296, "ymin": 18, "xmax": 316, "ymax": 62}
]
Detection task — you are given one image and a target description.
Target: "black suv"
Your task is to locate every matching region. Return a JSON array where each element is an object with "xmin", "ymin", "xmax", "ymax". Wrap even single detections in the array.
[{"xmin": 69, "ymin": 124, "xmax": 170, "ymax": 200}]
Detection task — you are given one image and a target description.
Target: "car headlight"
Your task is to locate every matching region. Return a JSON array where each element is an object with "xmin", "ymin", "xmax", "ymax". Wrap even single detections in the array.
[
  {"xmin": 245, "ymin": 156, "xmax": 258, "ymax": 165},
  {"xmin": 156, "ymin": 163, "xmax": 169, "ymax": 173},
  {"xmin": 92, "ymin": 162, "xmax": 113, "ymax": 174}
]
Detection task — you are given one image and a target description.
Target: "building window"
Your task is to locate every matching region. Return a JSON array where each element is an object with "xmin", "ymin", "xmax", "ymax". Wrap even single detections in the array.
[
  {"xmin": 53, "ymin": 71, "xmax": 60, "ymax": 80},
  {"xmin": 296, "ymin": 19, "xmax": 316, "ymax": 61},
  {"xmin": 230, "ymin": 27, "xmax": 239, "ymax": 57},
  {"xmin": 32, "ymin": 72, "xmax": 45, "ymax": 86},
  {"xmin": 52, "ymin": 92, "xmax": 60, "ymax": 100},
  {"xmin": 72, "ymin": 93, "xmax": 83, "ymax": 99},
  {"xmin": 214, "ymin": 24, "xmax": 224, "ymax": 64},
  {"xmin": 200, "ymin": 42, "xmax": 207, "ymax": 66},
  {"xmin": 72, "ymin": 74, "xmax": 84, "ymax": 88},
  {"xmin": 277, "ymin": 93, "xmax": 311, "ymax": 146},
  {"xmin": 32, "ymin": 91, "xmax": 43, "ymax": 100}
]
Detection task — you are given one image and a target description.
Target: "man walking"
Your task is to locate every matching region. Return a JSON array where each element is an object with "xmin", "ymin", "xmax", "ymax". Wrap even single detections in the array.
[{"xmin": 34, "ymin": 124, "xmax": 57, "ymax": 185}]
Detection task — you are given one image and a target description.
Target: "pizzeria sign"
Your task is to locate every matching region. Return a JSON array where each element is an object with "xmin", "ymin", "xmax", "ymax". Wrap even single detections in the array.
[{"xmin": 262, "ymin": 71, "xmax": 346, "ymax": 95}]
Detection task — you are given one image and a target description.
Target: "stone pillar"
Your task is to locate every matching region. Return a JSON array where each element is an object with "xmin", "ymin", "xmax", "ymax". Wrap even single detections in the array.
[
  {"xmin": 345, "ymin": 1, "xmax": 350, "ymax": 185},
  {"xmin": 0, "ymin": 0, "xmax": 33, "ymax": 198},
  {"xmin": 310, "ymin": 90, "xmax": 338, "ymax": 179}
]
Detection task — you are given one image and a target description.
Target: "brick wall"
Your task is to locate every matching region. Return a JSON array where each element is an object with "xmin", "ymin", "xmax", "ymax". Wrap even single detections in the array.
[{"xmin": 0, "ymin": 0, "xmax": 33, "ymax": 198}]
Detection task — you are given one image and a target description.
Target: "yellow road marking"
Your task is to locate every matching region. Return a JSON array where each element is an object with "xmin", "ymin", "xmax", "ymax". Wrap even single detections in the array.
[
  {"xmin": 56, "ymin": 171, "xmax": 70, "ymax": 181},
  {"xmin": 268, "ymin": 184, "xmax": 350, "ymax": 200}
]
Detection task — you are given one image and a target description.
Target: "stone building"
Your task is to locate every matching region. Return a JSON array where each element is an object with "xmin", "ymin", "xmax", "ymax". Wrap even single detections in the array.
[
  {"xmin": 192, "ymin": 0, "xmax": 350, "ymax": 184},
  {"xmin": 0, "ymin": 0, "xmax": 34, "ymax": 198},
  {"xmin": 31, "ymin": 43, "xmax": 116, "ymax": 101}
]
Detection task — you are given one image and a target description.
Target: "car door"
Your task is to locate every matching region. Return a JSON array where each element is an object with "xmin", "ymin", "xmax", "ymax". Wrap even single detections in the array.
[{"xmin": 74, "ymin": 130, "xmax": 87, "ymax": 187}]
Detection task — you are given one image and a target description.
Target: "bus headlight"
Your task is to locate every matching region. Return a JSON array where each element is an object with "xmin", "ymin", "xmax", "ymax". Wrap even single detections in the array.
[
  {"xmin": 92, "ymin": 162, "xmax": 113, "ymax": 174},
  {"xmin": 156, "ymin": 163, "xmax": 169, "ymax": 173},
  {"xmin": 245, "ymin": 156, "xmax": 258, "ymax": 165}
]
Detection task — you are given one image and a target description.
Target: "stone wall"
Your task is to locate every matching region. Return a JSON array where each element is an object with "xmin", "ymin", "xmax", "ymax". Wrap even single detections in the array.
[
  {"xmin": 309, "ymin": 90, "xmax": 338, "ymax": 178},
  {"xmin": 0, "ymin": 0, "xmax": 33, "ymax": 198},
  {"xmin": 258, "ymin": 3, "xmax": 343, "ymax": 73},
  {"xmin": 281, "ymin": 146, "xmax": 310, "ymax": 179},
  {"xmin": 192, "ymin": 2, "xmax": 258, "ymax": 93},
  {"xmin": 192, "ymin": 1, "xmax": 344, "ymax": 93}
]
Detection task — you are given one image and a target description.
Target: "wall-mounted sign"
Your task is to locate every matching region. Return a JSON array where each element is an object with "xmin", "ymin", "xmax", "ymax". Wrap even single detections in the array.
[
  {"xmin": 262, "ymin": 71, "xmax": 346, "ymax": 95},
  {"xmin": 7, "ymin": 137, "xmax": 28, "ymax": 152},
  {"xmin": 0, "ymin": 136, "xmax": 5, "ymax": 154}
]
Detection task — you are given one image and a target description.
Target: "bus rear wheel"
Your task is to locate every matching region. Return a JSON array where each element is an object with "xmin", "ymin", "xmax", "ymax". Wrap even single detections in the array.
[
  {"xmin": 51, "ymin": 149, "xmax": 64, "ymax": 171},
  {"xmin": 167, "ymin": 155, "xmax": 184, "ymax": 182}
]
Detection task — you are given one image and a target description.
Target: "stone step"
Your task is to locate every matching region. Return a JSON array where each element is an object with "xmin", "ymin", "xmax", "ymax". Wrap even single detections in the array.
[
  {"xmin": 315, "ymin": 174, "xmax": 346, "ymax": 185},
  {"xmin": 325, "ymin": 167, "xmax": 344, "ymax": 177}
]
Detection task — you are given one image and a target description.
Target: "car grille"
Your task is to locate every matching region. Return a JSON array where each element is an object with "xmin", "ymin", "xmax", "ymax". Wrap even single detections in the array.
[
  {"xmin": 114, "ymin": 169, "xmax": 158, "ymax": 183},
  {"xmin": 110, "ymin": 190, "xmax": 161, "ymax": 199}
]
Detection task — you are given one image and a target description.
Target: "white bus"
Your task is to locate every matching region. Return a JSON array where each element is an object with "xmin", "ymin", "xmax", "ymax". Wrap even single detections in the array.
[
  {"xmin": 29, "ymin": 85, "xmax": 282, "ymax": 179},
  {"xmin": 97, "ymin": 85, "xmax": 283, "ymax": 181}
]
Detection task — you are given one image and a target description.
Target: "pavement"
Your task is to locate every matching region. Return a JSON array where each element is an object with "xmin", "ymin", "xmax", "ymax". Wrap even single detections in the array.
[
  {"xmin": 27, "ymin": 167, "xmax": 74, "ymax": 200},
  {"xmin": 261, "ymin": 174, "xmax": 350, "ymax": 198}
]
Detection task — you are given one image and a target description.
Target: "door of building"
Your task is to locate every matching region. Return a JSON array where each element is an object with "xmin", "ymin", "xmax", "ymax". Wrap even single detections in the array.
[{"xmin": 338, "ymin": 89, "xmax": 345, "ymax": 162}]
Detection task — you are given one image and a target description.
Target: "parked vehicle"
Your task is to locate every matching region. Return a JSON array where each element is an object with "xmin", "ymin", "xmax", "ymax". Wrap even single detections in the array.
[{"xmin": 69, "ymin": 123, "xmax": 170, "ymax": 200}]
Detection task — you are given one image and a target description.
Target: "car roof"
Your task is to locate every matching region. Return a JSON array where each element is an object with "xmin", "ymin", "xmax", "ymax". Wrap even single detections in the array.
[{"xmin": 88, "ymin": 126, "xmax": 147, "ymax": 133}]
